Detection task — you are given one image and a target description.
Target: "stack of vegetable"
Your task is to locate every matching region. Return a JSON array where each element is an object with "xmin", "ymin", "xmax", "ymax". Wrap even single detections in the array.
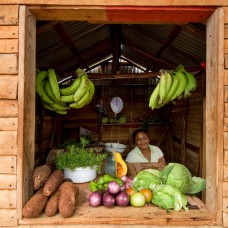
[
  {"xmin": 88, "ymin": 174, "xmax": 133, "ymax": 207},
  {"xmin": 22, "ymin": 164, "xmax": 79, "ymax": 218},
  {"xmin": 131, "ymin": 163, "xmax": 206, "ymax": 212}
]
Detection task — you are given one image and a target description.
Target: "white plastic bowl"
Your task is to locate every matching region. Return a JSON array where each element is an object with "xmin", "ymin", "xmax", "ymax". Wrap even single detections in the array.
[
  {"xmin": 105, "ymin": 142, "xmax": 127, "ymax": 153},
  {"xmin": 64, "ymin": 166, "xmax": 97, "ymax": 183}
]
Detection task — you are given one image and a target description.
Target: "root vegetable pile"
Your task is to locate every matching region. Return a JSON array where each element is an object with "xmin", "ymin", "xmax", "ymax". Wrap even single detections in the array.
[{"xmin": 23, "ymin": 165, "xmax": 79, "ymax": 218}]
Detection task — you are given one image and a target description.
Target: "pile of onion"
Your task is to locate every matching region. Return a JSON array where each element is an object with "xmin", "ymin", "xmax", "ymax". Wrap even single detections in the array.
[{"xmin": 88, "ymin": 180, "xmax": 130, "ymax": 207}]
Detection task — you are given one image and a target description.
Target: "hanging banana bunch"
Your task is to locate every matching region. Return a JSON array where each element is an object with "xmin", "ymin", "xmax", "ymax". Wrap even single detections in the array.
[
  {"xmin": 35, "ymin": 68, "xmax": 96, "ymax": 114},
  {"xmin": 149, "ymin": 65, "xmax": 197, "ymax": 110}
]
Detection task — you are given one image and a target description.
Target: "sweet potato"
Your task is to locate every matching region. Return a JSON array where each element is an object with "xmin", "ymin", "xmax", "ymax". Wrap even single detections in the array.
[
  {"xmin": 59, "ymin": 181, "xmax": 78, "ymax": 218},
  {"xmin": 33, "ymin": 164, "xmax": 52, "ymax": 190},
  {"xmin": 43, "ymin": 169, "xmax": 64, "ymax": 196},
  {"xmin": 22, "ymin": 188, "xmax": 49, "ymax": 218},
  {"xmin": 45, "ymin": 188, "xmax": 61, "ymax": 217}
]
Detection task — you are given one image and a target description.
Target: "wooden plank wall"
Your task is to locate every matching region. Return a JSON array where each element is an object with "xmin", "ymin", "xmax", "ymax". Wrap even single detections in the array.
[
  {"xmin": 0, "ymin": 5, "xmax": 19, "ymax": 227},
  {"xmin": 223, "ymin": 7, "xmax": 228, "ymax": 227}
]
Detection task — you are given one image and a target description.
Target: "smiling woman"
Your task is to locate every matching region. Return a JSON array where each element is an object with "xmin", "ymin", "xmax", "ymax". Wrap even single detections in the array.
[{"xmin": 125, "ymin": 128, "xmax": 166, "ymax": 168}]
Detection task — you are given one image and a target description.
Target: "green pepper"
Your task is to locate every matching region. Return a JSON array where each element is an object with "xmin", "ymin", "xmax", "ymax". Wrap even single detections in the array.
[
  {"xmin": 97, "ymin": 176, "xmax": 104, "ymax": 185},
  {"xmin": 89, "ymin": 180, "xmax": 97, "ymax": 192},
  {"xmin": 96, "ymin": 183, "xmax": 104, "ymax": 190},
  {"xmin": 103, "ymin": 174, "xmax": 115, "ymax": 183}
]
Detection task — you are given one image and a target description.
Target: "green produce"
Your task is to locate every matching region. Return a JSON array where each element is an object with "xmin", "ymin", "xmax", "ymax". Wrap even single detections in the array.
[
  {"xmin": 73, "ymin": 70, "xmax": 88, "ymax": 103},
  {"xmin": 160, "ymin": 163, "xmax": 192, "ymax": 194},
  {"xmin": 36, "ymin": 71, "xmax": 54, "ymax": 104},
  {"xmin": 148, "ymin": 65, "xmax": 197, "ymax": 109},
  {"xmin": 101, "ymin": 116, "xmax": 109, "ymax": 124},
  {"xmin": 118, "ymin": 115, "xmax": 127, "ymax": 123},
  {"xmin": 89, "ymin": 174, "xmax": 123, "ymax": 192},
  {"xmin": 48, "ymin": 69, "xmax": 61, "ymax": 101},
  {"xmin": 132, "ymin": 169, "xmax": 162, "ymax": 191},
  {"xmin": 143, "ymin": 169, "xmax": 161, "ymax": 178},
  {"xmin": 186, "ymin": 176, "xmax": 206, "ymax": 195},
  {"xmin": 152, "ymin": 184, "xmax": 188, "ymax": 212},
  {"xmin": 60, "ymin": 76, "xmax": 81, "ymax": 96},
  {"xmin": 130, "ymin": 192, "xmax": 146, "ymax": 207}
]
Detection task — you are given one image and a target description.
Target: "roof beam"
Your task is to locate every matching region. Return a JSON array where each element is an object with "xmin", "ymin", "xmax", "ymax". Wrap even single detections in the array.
[
  {"xmin": 123, "ymin": 40, "xmax": 176, "ymax": 69},
  {"xmin": 146, "ymin": 25, "xmax": 183, "ymax": 72},
  {"xmin": 110, "ymin": 24, "xmax": 122, "ymax": 74}
]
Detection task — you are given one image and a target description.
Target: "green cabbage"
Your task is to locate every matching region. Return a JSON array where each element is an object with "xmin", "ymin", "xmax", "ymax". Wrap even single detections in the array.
[
  {"xmin": 132, "ymin": 169, "xmax": 162, "ymax": 191},
  {"xmin": 160, "ymin": 163, "xmax": 192, "ymax": 194},
  {"xmin": 152, "ymin": 184, "xmax": 188, "ymax": 212},
  {"xmin": 186, "ymin": 176, "xmax": 206, "ymax": 195}
]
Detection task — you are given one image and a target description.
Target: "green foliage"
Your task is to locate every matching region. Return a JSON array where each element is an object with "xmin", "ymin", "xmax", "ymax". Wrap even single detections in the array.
[{"xmin": 54, "ymin": 144, "xmax": 107, "ymax": 174}]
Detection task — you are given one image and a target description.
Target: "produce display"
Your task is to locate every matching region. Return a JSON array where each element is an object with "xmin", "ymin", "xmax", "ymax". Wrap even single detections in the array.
[
  {"xmin": 88, "ymin": 163, "xmax": 205, "ymax": 212},
  {"xmin": 149, "ymin": 65, "xmax": 197, "ymax": 110},
  {"xmin": 23, "ymin": 161, "xmax": 206, "ymax": 218},
  {"xmin": 36, "ymin": 68, "xmax": 95, "ymax": 114}
]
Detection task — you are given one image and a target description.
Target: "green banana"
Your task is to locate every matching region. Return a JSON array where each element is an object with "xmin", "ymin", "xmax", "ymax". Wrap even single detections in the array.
[
  {"xmin": 164, "ymin": 70, "xmax": 172, "ymax": 101},
  {"xmin": 41, "ymin": 101, "xmax": 55, "ymax": 111},
  {"xmin": 149, "ymin": 82, "xmax": 160, "ymax": 109},
  {"xmin": 170, "ymin": 70, "xmax": 187, "ymax": 101},
  {"xmin": 48, "ymin": 69, "xmax": 61, "ymax": 101},
  {"xmin": 42, "ymin": 101, "xmax": 68, "ymax": 114},
  {"xmin": 60, "ymin": 76, "xmax": 81, "ymax": 96},
  {"xmin": 73, "ymin": 73, "xmax": 88, "ymax": 103},
  {"xmin": 55, "ymin": 110, "xmax": 68, "ymax": 114},
  {"xmin": 36, "ymin": 71, "xmax": 54, "ymax": 104},
  {"xmin": 70, "ymin": 87, "xmax": 90, "ymax": 109},
  {"xmin": 86, "ymin": 79, "xmax": 95, "ymax": 104},
  {"xmin": 183, "ymin": 71, "xmax": 197, "ymax": 97},
  {"xmin": 158, "ymin": 69, "xmax": 167, "ymax": 104},
  {"xmin": 163, "ymin": 73, "xmax": 179, "ymax": 104},
  {"xmin": 49, "ymin": 102, "xmax": 69, "ymax": 111},
  {"xmin": 44, "ymin": 80, "xmax": 66, "ymax": 106},
  {"xmin": 60, "ymin": 94, "xmax": 74, "ymax": 103}
]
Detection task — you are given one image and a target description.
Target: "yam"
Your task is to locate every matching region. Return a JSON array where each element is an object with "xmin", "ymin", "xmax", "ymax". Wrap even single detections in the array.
[
  {"xmin": 22, "ymin": 188, "xmax": 49, "ymax": 218},
  {"xmin": 33, "ymin": 164, "xmax": 52, "ymax": 190},
  {"xmin": 43, "ymin": 169, "xmax": 64, "ymax": 196},
  {"xmin": 45, "ymin": 188, "xmax": 61, "ymax": 217},
  {"xmin": 59, "ymin": 181, "xmax": 78, "ymax": 218}
]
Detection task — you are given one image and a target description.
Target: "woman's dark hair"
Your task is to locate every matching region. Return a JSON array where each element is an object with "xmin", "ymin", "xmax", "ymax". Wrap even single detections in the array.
[{"xmin": 132, "ymin": 128, "xmax": 148, "ymax": 144}]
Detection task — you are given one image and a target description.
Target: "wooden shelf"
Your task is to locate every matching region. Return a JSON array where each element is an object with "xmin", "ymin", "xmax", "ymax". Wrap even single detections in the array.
[{"xmin": 101, "ymin": 122, "xmax": 170, "ymax": 128}]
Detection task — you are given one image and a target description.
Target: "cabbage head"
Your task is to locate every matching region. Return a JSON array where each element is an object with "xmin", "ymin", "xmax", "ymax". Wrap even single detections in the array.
[
  {"xmin": 186, "ymin": 176, "xmax": 206, "ymax": 195},
  {"xmin": 152, "ymin": 184, "xmax": 188, "ymax": 212},
  {"xmin": 160, "ymin": 163, "xmax": 192, "ymax": 194},
  {"xmin": 132, "ymin": 169, "xmax": 162, "ymax": 191}
]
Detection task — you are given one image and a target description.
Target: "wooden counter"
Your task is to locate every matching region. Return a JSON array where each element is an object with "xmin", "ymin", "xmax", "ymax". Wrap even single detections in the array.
[{"xmin": 20, "ymin": 166, "xmax": 213, "ymax": 226}]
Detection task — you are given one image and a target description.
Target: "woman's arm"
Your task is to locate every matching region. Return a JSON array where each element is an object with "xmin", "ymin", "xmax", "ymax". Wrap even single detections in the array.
[{"xmin": 158, "ymin": 156, "xmax": 166, "ymax": 168}]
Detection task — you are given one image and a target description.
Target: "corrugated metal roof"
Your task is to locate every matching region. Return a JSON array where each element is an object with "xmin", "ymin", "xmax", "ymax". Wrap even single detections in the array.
[{"xmin": 36, "ymin": 21, "xmax": 206, "ymax": 78}]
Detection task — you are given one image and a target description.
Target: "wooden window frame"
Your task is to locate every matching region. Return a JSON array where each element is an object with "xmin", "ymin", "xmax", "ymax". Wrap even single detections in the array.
[{"xmin": 17, "ymin": 5, "xmax": 224, "ymax": 226}]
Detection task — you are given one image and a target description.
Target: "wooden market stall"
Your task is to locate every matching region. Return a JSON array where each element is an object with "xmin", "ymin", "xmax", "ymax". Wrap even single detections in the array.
[{"xmin": 0, "ymin": 1, "xmax": 227, "ymax": 227}]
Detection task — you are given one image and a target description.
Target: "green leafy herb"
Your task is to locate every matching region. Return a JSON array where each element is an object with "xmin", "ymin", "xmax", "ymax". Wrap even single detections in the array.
[{"xmin": 54, "ymin": 145, "xmax": 107, "ymax": 174}]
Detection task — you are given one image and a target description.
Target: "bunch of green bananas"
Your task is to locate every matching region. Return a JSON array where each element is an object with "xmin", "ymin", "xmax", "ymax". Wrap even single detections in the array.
[
  {"xmin": 36, "ymin": 68, "xmax": 95, "ymax": 114},
  {"xmin": 149, "ymin": 65, "xmax": 197, "ymax": 110}
]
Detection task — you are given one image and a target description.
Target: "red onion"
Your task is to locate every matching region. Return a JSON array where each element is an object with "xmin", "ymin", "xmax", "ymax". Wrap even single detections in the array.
[
  {"xmin": 102, "ymin": 192, "xmax": 115, "ymax": 207},
  {"xmin": 115, "ymin": 191, "xmax": 129, "ymax": 206},
  {"xmin": 89, "ymin": 191, "xmax": 103, "ymax": 207},
  {"xmin": 120, "ymin": 175, "xmax": 128, "ymax": 183},
  {"xmin": 120, "ymin": 184, "xmax": 126, "ymax": 192},
  {"xmin": 107, "ymin": 181, "xmax": 120, "ymax": 195}
]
